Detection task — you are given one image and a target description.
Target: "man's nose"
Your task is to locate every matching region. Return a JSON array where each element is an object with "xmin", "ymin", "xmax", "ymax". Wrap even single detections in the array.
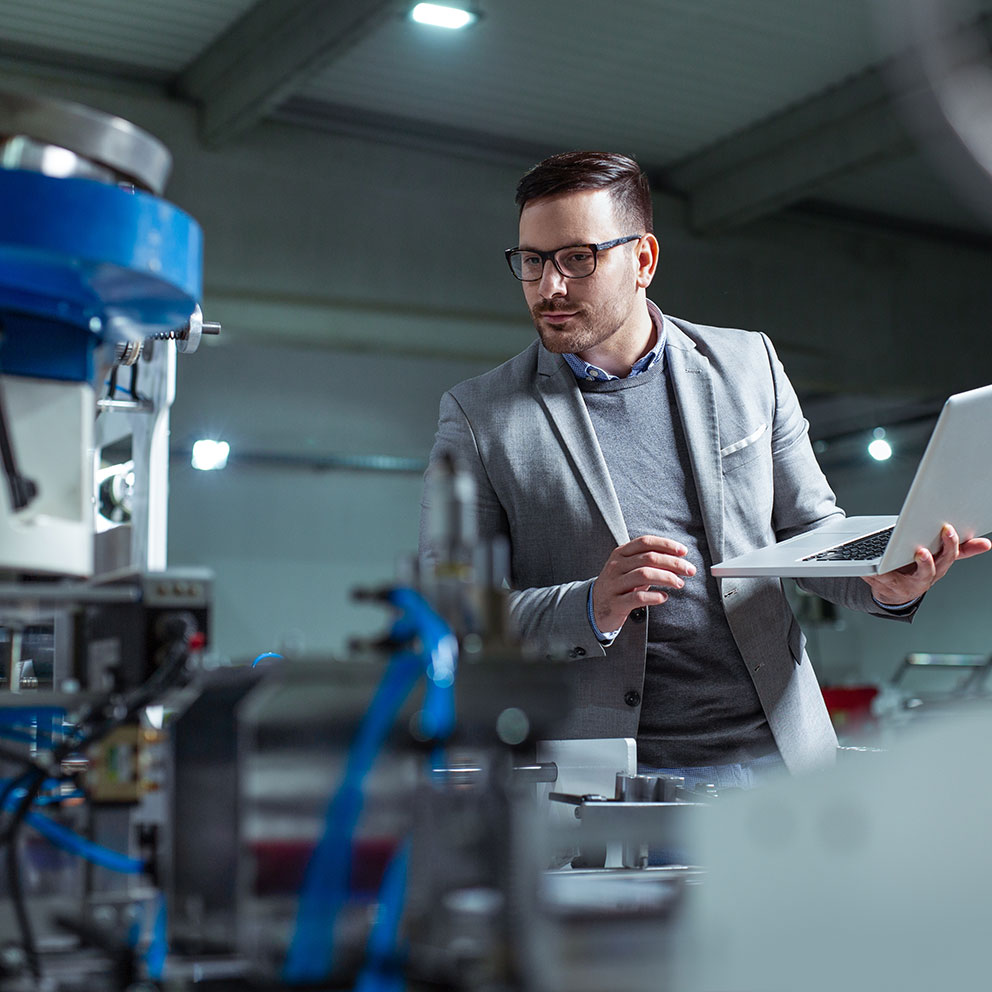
[{"xmin": 537, "ymin": 259, "xmax": 567, "ymax": 298}]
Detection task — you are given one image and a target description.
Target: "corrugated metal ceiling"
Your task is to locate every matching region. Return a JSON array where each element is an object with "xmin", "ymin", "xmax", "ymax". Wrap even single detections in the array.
[
  {"xmin": 300, "ymin": 0, "xmax": 890, "ymax": 164},
  {"xmin": 0, "ymin": 0, "xmax": 255, "ymax": 72},
  {"xmin": 0, "ymin": 0, "xmax": 989, "ymax": 239}
]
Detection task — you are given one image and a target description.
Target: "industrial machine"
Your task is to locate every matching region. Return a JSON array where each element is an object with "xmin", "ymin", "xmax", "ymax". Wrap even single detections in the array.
[{"xmin": 0, "ymin": 91, "xmax": 217, "ymax": 989}]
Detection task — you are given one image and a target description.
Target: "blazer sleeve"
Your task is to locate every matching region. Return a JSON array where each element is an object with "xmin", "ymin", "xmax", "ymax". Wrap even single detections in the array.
[{"xmin": 419, "ymin": 391, "xmax": 607, "ymax": 657}]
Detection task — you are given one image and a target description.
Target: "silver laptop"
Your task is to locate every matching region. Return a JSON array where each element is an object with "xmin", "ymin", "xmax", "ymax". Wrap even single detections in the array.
[{"xmin": 711, "ymin": 383, "xmax": 992, "ymax": 578}]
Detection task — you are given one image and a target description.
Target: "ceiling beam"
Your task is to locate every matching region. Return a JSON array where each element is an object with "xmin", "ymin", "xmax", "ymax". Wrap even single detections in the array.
[
  {"xmin": 176, "ymin": 0, "xmax": 399, "ymax": 147},
  {"xmin": 274, "ymin": 96, "xmax": 553, "ymax": 168},
  {"xmin": 665, "ymin": 11, "xmax": 992, "ymax": 235},
  {"xmin": 664, "ymin": 65, "xmax": 913, "ymax": 235}
]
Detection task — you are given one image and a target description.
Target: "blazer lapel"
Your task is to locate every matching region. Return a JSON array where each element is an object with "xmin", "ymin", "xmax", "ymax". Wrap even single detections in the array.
[
  {"xmin": 534, "ymin": 346, "xmax": 629, "ymax": 547},
  {"xmin": 665, "ymin": 321, "xmax": 726, "ymax": 563}
]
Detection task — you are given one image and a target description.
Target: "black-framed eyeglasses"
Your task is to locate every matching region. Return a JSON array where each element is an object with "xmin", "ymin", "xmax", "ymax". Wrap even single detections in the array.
[{"xmin": 504, "ymin": 235, "xmax": 643, "ymax": 281}]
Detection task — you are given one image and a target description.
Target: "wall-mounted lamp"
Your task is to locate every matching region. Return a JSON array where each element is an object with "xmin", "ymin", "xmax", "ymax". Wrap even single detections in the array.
[
  {"xmin": 410, "ymin": 3, "xmax": 478, "ymax": 29},
  {"xmin": 867, "ymin": 427, "xmax": 892, "ymax": 462},
  {"xmin": 192, "ymin": 439, "xmax": 230, "ymax": 471}
]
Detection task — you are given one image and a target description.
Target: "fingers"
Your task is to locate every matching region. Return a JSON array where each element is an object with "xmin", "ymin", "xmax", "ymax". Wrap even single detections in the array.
[
  {"xmin": 627, "ymin": 556, "xmax": 696, "ymax": 587},
  {"xmin": 866, "ymin": 523, "xmax": 989, "ymax": 604},
  {"xmin": 936, "ymin": 524, "xmax": 992, "ymax": 564},
  {"xmin": 616, "ymin": 537, "xmax": 696, "ymax": 582},
  {"xmin": 602, "ymin": 548, "xmax": 696, "ymax": 594},
  {"xmin": 619, "ymin": 534, "xmax": 690, "ymax": 558},
  {"xmin": 929, "ymin": 523, "xmax": 979, "ymax": 580},
  {"xmin": 958, "ymin": 537, "xmax": 992, "ymax": 560},
  {"xmin": 594, "ymin": 535, "xmax": 697, "ymax": 633},
  {"xmin": 937, "ymin": 524, "xmax": 992, "ymax": 560},
  {"xmin": 911, "ymin": 547, "xmax": 938, "ymax": 583}
]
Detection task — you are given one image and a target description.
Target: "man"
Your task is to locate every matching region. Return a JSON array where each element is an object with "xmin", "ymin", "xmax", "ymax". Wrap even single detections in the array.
[{"xmin": 419, "ymin": 151, "xmax": 988, "ymax": 785}]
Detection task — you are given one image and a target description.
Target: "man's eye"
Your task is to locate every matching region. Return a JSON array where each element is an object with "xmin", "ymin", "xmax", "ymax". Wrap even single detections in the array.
[
  {"xmin": 562, "ymin": 250, "xmax": 592, "ymax": 266},
  {"xmin": 520, "ymin": 254, "xmax": 542, "ymax": 269}
]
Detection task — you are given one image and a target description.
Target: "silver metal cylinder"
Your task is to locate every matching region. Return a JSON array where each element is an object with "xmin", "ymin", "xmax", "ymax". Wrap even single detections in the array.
[{"xmin": 0, "ymin": 91, "xmax": 172, "ymax": 193}]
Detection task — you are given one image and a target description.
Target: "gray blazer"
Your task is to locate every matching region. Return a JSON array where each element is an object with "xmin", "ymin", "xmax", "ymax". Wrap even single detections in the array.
[{"xmin": 420, "ymin": 309, "xmax": 912, "ymax": 774}]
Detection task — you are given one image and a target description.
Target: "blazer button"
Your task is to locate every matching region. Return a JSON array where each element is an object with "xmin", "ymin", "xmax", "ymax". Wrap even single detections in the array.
[
  {"xmin": 624, "ymin": 690, "xmax": 641, "ymax": 707},
  {"xmin": 630, "ymin": 608, "xmax": 647, "ymax": 623},
  {"xmin": 574, "ymin": 646, "xmax": 586, "ymax": 657}
]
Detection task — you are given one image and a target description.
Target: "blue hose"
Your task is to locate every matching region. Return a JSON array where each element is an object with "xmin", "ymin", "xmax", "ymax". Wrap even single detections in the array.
[
  {"xmin": 354, "ymin": 839, "xmax": 411, "ymax": 992},
  {"xmin": 283, "ymin": 588, "xmax": 458, "ymax": 986},
  {"xmin": 145, "ymin": 895, "xmax": 168, "ymax": 979},
  {"xmin": 282, "ymin": 650, "xmax": 423, "ymax": 983},
  {"xmin": 387, "ymin": 588, "xmax": 458, "ymax": 741},
  {"xmin": 2, "ymin": 783, "xmax": 145, "ymax": 874},
  {"xmin": 23, "ymin": 810, "xmax": 145, "ymax": 874}
]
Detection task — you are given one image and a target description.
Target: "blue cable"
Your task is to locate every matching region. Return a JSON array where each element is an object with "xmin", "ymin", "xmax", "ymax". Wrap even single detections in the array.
[
  {"xmin": 354, "ymin": 839, "xmax": 411, "ymax": 992},
  {"xmin": 1, "ymin": 786, "xmax": 145, "ymax": 874},
  {"xmin": 22, "ymin": 810, "xmax": 145, "ymax": 874},
  {"xmin": 27, "ymin": 791, "xmax": 85, "ymax": 807},
  {"xmin": 145, "ymin": 895, "xmax": 168, "ymax": 980},
  {"xmin": 1, "ymin": 777, "xmax": 72, "ymax": 796},
  {"xmin": 282, "ymin": 650, "xmax": 424, "ymax": 983},
  {"xmin": 283, "ymin": 588, "xmax": 459, "ymax": 986},
  {"xmin": 103, "ymin": 380, "xmax": 137, "ymax": 398},
  {"xmin": 126, "ymin": 909, "xmax": 142, "ymax": 950},
  {"xmin": 252, "ymin": 651, "xmax": 284, "ymax": 667},
  {"xmin": 387, "ymin": 589, "xmax": 458, "ymax": 741}
]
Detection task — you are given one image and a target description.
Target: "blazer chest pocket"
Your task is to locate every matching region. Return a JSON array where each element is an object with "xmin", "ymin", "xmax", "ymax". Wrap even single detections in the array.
[{"xmin": 720, "ymin": 422, "xmax": 768, "ymax": 474}]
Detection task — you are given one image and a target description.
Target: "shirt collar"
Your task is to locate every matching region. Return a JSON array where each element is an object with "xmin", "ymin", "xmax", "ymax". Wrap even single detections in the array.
[{"xmin": 563, "ymin": 300, "xmax": 668, "ymax": 382}]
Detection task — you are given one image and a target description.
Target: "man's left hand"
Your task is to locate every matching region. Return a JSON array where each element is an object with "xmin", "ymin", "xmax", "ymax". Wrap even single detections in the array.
[{"xmin": 863, "ymin": 523, "xmax": 991, "ymax": 606}]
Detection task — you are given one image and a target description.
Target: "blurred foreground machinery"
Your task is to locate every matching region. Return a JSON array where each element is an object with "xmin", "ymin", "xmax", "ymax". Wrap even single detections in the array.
[{"xmin": 161, "ymin": 456, "xmax": 704, "ymax": 992}]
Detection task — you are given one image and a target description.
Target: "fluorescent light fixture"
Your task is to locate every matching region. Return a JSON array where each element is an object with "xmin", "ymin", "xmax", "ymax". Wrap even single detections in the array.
[
  {"xmin": 411, "ymin": 3, "xmax": 477, "ymax": 29},
  {"xmin": 191, "ymin": 439, "xmax": 230, "ymax": 471}
]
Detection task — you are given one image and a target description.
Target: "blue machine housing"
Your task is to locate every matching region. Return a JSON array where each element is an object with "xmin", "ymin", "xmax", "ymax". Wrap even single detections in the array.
[{"xmin": 0, "ymin": 167, "xmax": 203, "ymax": 382}]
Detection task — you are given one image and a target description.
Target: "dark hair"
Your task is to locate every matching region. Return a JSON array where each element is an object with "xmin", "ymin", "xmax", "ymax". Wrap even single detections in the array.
[{"xmin": 514, "ymin": 150, "xmax": 653, "ymax": 234}]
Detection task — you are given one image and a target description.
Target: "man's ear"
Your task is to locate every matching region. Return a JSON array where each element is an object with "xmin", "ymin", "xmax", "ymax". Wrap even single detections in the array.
[{"xmin": 636, "ymin": 233, "xmax": 659, "ymax": 289}]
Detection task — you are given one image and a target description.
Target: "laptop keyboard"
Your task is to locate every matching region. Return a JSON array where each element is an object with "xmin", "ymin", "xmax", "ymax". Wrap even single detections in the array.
[{"xmin": 802, "ymin": 526, "xmax": 894, "ymax": 562}]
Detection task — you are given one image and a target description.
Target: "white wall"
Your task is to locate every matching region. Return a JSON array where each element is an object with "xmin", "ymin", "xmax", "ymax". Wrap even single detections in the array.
[{"xmin": 166, "ymin": 340, "xmax": 491, "ymax": 661}]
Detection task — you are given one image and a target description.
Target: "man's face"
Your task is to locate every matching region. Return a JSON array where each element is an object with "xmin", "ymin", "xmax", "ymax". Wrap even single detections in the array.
[{"xmin": 517, "ymin": 188, "xmax": 644, "ymax": 356}]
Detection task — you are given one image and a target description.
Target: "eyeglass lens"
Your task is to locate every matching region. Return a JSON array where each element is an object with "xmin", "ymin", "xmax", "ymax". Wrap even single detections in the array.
[{"xmin": 508, "ymin": 246, "xmax": 598, "ymax": 281}]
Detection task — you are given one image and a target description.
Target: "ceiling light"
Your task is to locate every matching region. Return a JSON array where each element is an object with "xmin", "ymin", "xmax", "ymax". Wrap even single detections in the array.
[
  {"xmin": 410, "ymin": 3, "xmax": 477, "ymax": 29},
  {"xmin": 191, "ymin": 439, "xmax": 230, "ymax": 471}
]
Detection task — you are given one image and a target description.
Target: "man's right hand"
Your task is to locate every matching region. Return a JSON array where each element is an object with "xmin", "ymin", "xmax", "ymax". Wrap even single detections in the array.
[{"xmin": 592, "ymin": 535, "xmax": 696, "ymax": 634}]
